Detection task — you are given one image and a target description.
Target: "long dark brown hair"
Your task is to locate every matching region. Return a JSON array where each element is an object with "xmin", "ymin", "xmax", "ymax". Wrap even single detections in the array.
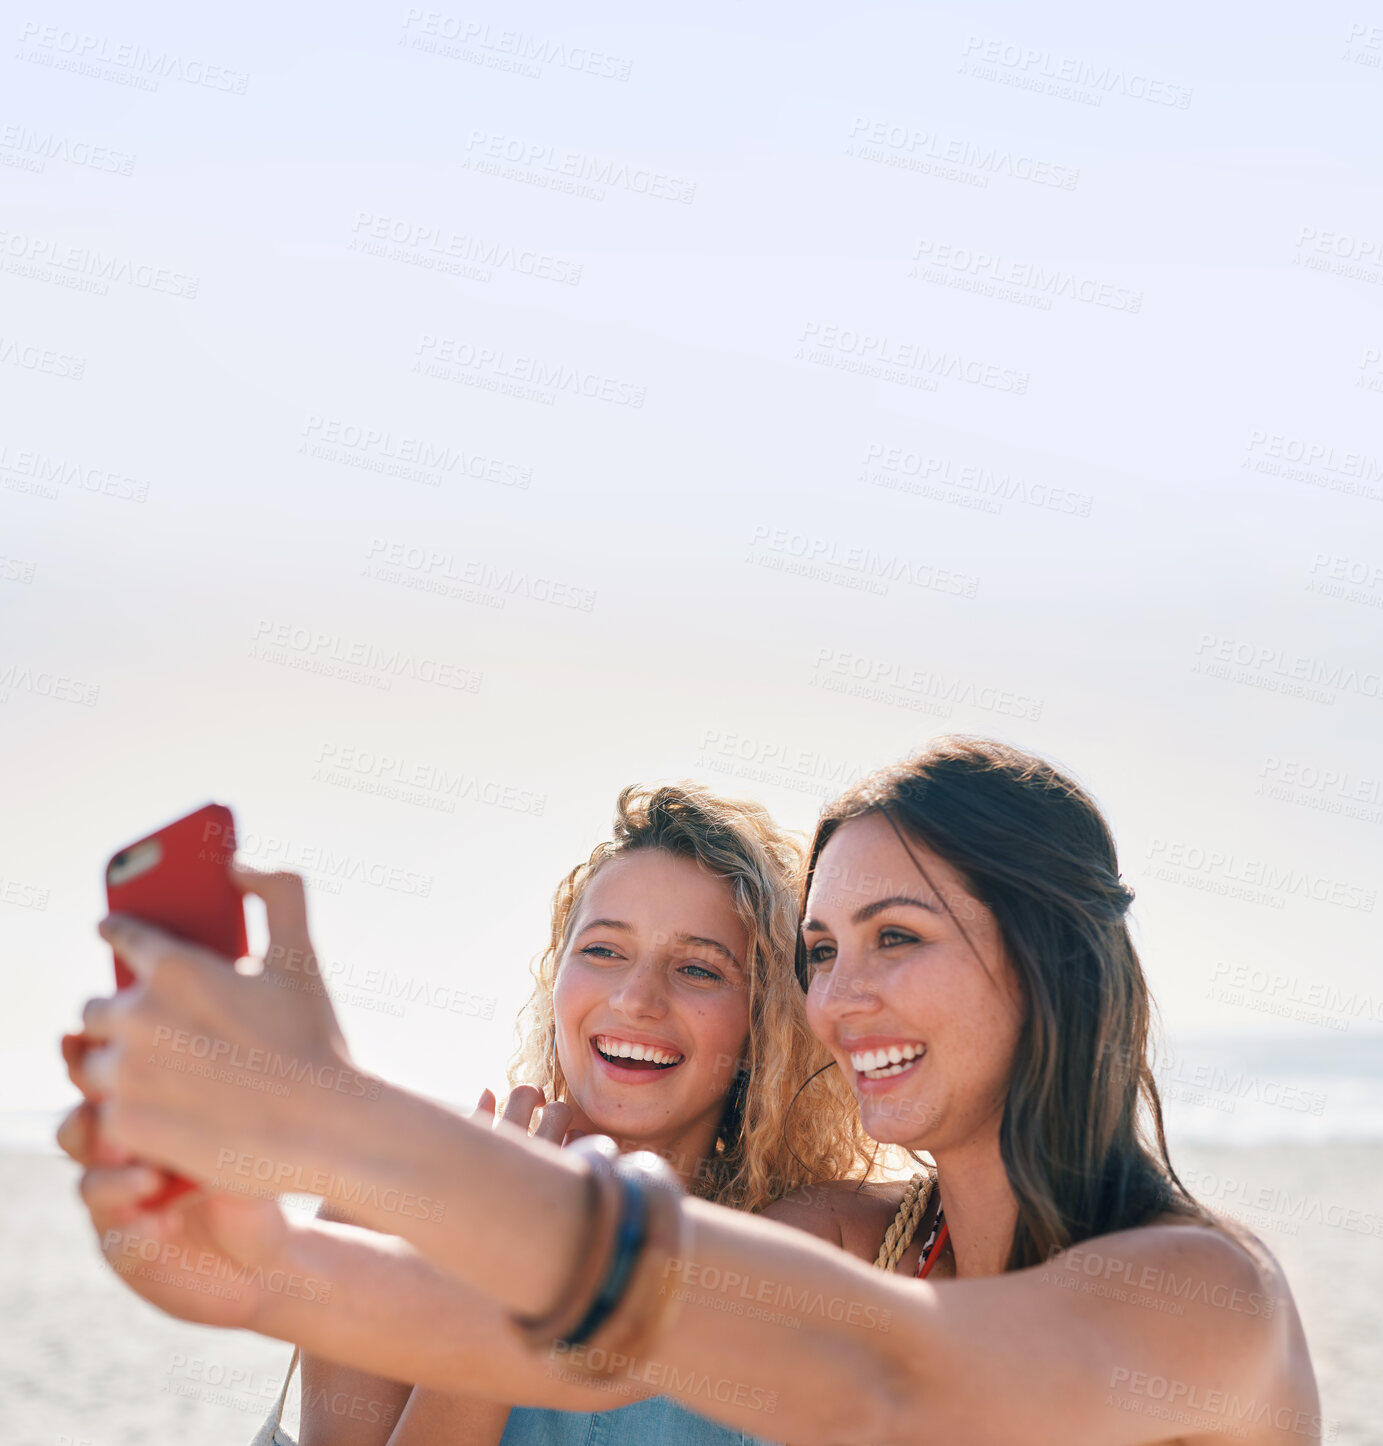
[{"xmin": 796, "ymin": 735, "xmax": 1210, "ymax": 1270}]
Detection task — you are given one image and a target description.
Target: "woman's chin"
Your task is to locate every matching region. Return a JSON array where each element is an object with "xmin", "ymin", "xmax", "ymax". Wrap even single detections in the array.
[
  {"xmin": 577, "ymin": 1101, "xmax": 668, "ymax": 1145},
  {"xmin": 859, "ymin": 1091, "xmax": 937, "ymax": 1146}
]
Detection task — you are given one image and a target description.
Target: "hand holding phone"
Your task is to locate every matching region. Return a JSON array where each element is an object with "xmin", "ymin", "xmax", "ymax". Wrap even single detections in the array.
[{"xmin": 103, "ymin": 802, "xmax": 248, "ymax": 1205}]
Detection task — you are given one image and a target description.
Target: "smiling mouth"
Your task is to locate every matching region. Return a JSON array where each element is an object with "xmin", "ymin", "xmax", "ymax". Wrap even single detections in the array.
[
  {"xmin": 592, "ymin": 1034, "xmax": 685, "ymax": 1071},
  {"xmin": 849, "ymin": 1043, "xmax": 925, "ymax": 1081}
]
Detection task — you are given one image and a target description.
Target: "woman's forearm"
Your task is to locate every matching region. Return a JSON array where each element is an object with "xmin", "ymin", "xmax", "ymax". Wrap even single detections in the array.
[
  {"xmin": 269, "ymin": 1090, "xmax": 906, "ymax": 1443},
  {"xmin": 389, "ymin": 1390, "xmax": 513, "ymax": 1446},
  {"xmin": 282, "ymin": 1082, "xmax": 908, "ymax": 1443},
  {"xmin": 298, "ymin": 1204, "xmax": 412, "ymax": 1446},
  {"xmin": 290, "ymin": 1079, "xmax": 589, "ymax": 1319},
  {"xmin": 256, "ymin": 1201, "xmax": 907, "ymax": 1444},
  {"xmin": 244, "ymin": 1217, "xmax": 658, "ymax": 1415},
  {"xmin": 298, "ymin": 1348, "xmax": 409, "ymax": 1446},
  {"xmin": 297, "ymin": 1208, "xmax": 519, "ymax": 1446},
  {"xmin": 274, "ymin": 1079, "xmax": 1280, "ymax": 1446}
]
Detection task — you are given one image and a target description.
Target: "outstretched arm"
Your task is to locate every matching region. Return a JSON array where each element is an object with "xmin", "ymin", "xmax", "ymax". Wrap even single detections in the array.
[
  {"xmin": 248, "ymin": 1213, "xmax": 664, "ymax": 1413},
  {"xmin": 63, "ymin": 1156, "xmax": 664, "ymax": 1418},
  {"xmin": 91, "ymin": 1061, "xmax": 1301, "ymax": 1446},
  {"xmin": 58, "ymin": 1050, "xmax": 655, "ymax": 1423}
]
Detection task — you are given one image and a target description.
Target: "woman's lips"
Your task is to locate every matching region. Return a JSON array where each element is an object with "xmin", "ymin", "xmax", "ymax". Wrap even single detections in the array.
[
  {"xmin": 589, "ymin": 1035, "xmax": 685, "ymax": 1084},
  {"xmin": 848, "ymin": 1043, "xmax": 926, "ymax": 1093},
  {"xmin": 854, "ymin": 1057, "xmax": 923, "ymax": 1093}
]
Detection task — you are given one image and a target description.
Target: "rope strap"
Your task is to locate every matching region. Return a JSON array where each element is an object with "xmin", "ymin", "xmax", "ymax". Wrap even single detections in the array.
[{"xmin": 873, "ymin": 1172, "xmax": 933, "ymax": 1272}]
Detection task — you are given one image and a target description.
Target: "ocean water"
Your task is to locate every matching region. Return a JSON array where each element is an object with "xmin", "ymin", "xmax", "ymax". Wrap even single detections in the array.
[
  {"xmin": 1155, "ymin": 1032, "xmax": 1383, "ymax": 1147},
  {"xmin": 8, "ymin": 1033, "xmax": 1379, "ymax": 1154}
]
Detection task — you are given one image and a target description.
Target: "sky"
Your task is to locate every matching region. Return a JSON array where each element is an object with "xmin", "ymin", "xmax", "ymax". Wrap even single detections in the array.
[{"xmin": 2, "ymin": 0, "xmax": 1381, "ymax": 1125}]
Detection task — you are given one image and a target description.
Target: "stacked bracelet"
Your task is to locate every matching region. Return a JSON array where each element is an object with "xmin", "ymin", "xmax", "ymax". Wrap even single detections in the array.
[
  {"xmin": 512, "ymin": 1136, "xmax": 623, "ymax": 1351},
  {"xmin": 587, "ymin": 1152, "xmax": 686, "ymax": 1367},
  {"xmin": 513, "ymin": 1140, "xmax": 687, "ymax": 1377}
]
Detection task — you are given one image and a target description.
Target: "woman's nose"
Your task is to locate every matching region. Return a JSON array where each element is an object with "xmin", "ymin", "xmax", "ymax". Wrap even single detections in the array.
[
  {"xmin": 810, "ymin": 948, "xmax": 879, "ymax": 1019},
  {"xmin": 609, "ymin": 959, "xmax": 668, "ymax": 1018}
]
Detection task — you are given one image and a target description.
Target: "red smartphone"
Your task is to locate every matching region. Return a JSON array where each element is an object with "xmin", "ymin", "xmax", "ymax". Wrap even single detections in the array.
[
  {"xmin": 106, "ymin": 802, "xmax": 248, "ymax": 986},
  {"xmin": 104, "ymin": 801, "xmax": 248, "ymax": 1204}
]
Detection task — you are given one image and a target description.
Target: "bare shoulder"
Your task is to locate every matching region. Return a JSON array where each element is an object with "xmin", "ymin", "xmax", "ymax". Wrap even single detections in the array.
[
  {"xmin": 1049, "ymin": 1216, "xmax": 1315, "ymax": 1436},
  {"xmin": 1137, "ymin": 1216, "xmax": 1283, "ymax": 1292},
  {"xmin": 1051, "ymin": 1217, "xmax": 1287, "ymax": 1342},
  {"xmin": 1064, "ymin": 1216, "xmax": 1275, "ymax": 1281},
  {"xmin": 761, "ymin": 1182, "xmax": 843, "ymax": 1246},
  {"xmin": 764, "ymin": 1177, "xmax": 923, "ymax": 1263}
]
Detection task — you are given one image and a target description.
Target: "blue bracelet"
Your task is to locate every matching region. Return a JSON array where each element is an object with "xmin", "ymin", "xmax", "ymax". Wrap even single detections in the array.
[{"xmin": 563, "ymin": 1170, "xmax": 649, "ymax": 1347}]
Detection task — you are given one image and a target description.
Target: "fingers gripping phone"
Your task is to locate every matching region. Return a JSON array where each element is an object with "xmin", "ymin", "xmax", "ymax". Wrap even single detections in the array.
[{"xmin": 104, "ymin": 801, "xmax": 248, "ymax": 1204}]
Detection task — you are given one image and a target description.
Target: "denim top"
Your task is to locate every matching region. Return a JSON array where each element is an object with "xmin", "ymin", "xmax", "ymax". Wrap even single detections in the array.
[{"xmin": 500, "ymin": 1397, "xmax": 782, "ymax": 1446}]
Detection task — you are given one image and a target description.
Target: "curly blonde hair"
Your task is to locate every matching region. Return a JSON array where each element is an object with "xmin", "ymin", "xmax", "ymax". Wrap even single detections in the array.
[{"xmin": 508, "ymin": 782, "xmax": 877, "ymax": 1212}]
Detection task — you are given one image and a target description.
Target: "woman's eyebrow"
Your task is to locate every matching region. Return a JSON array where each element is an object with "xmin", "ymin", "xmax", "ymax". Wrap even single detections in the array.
[
  {"xmin": 802, "ymin": 895, "xmax": 941, "ymax": 933},
  {"xmin": 854, "ymin": 894, "xmax": 941, "ymax": 921},
  {"xmin": 575, "ymin": 917, "xmax": 634, "ymax": 934},
  {"xmin": 675, "ymin": 933, "xmax": 742, "ymax": 970}
]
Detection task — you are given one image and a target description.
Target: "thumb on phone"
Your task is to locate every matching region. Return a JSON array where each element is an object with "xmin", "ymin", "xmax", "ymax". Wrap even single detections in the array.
[{"xmin": 229, "ymin": 864, "xmax": 318, "ymax": 987}]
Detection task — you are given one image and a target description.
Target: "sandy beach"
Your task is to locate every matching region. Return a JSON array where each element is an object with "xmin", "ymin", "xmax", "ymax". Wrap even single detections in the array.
[{"xmin": 2, "ymin": 1139, "xmax": 1378, "ymax": 1445}]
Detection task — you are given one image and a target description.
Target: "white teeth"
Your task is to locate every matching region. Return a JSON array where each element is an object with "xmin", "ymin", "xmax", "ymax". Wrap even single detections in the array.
[
  {"xmin": 594, "ymin": 1035, "xmax": 684, "ymax": 1067},
  {"xmin": 848, "ymin": 1043, "xmax": 923, "ymax": 1078}
]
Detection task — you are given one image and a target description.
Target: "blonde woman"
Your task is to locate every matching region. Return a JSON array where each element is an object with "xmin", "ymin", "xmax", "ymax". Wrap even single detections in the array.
[{"xmin": 301, "ymin": 781, "xmax": 877, "ymax": 1445}]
